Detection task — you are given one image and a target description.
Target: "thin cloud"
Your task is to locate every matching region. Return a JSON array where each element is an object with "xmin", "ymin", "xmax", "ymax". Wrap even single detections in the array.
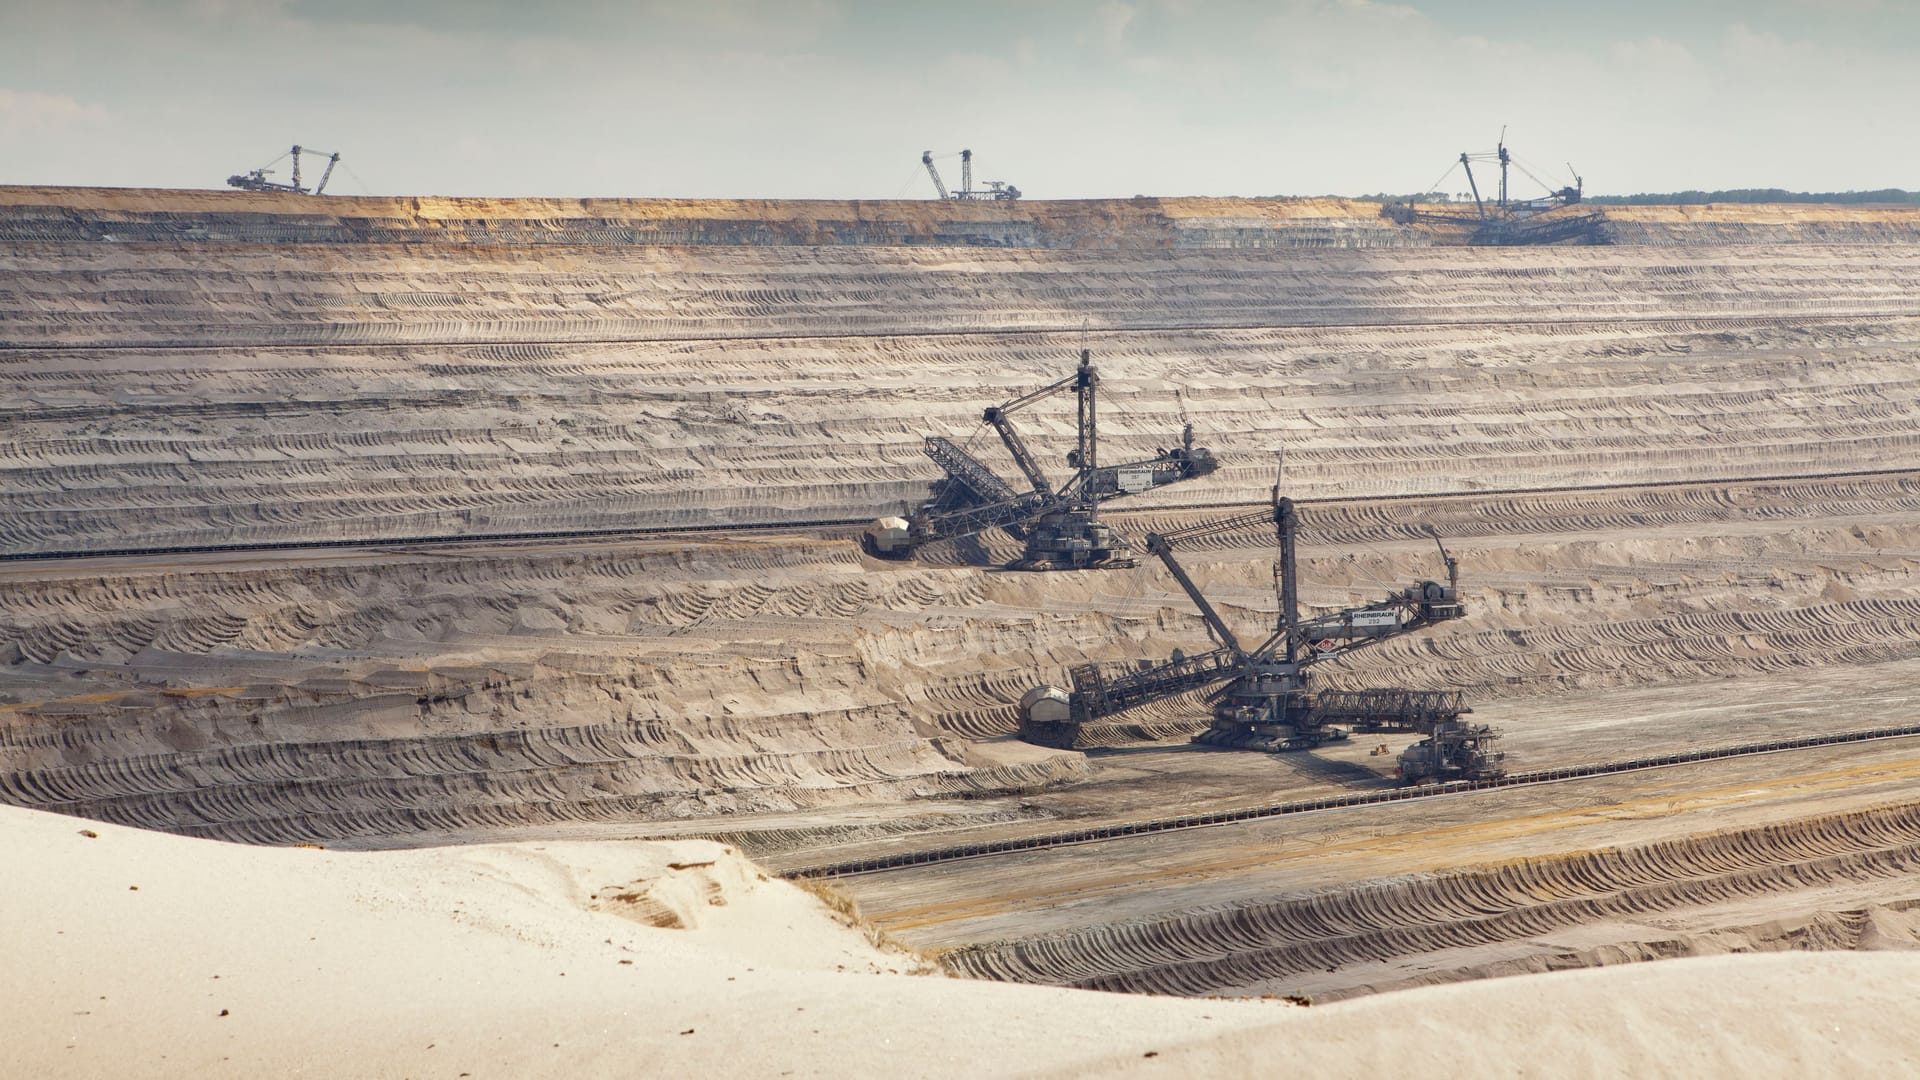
[
  {"xmin": 1097, "ymin": 1, "xmax": 1137, "ymax": 48},
  {"xmin": 0, "ymin": 89, "xmax": 109, "ymax": 129}
]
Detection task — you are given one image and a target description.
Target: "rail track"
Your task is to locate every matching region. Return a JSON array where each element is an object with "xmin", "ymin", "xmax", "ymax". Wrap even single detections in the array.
[
  {"xmin": 0, "ymin": 516, "xmax": 872, "ymax": 564},
  {"xmin": 5, "ymin": 308, "xmax": 1919, "ymax": 354},
  {"xmin": 780, "ymin": 723, "xmax": 1920, "ymax": 879},
  {"xmin": 6, "ymin": 465, "xmax": 1918, "ymax": 564}
]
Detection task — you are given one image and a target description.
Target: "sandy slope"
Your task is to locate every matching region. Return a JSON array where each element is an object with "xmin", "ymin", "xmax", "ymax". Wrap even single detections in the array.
[
  {"xmin": 0, "ymin": 804, "xmax": 1277, "ymax": 1078},
  {"xmin": 7, "ymin": 803, "xmax": 1920, "ymax": 1079}
]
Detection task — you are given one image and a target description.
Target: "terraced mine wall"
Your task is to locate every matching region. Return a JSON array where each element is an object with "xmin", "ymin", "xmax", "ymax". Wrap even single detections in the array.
[
  {"xmin": 0, "ymin": 188, "xmax": 1427, "ymax": 249},
  {"xmin": 9, "ymin": 188, "xmax": 1919, "ymax": 250},
  {"xmin": 8, "ymin": 189, "xmax": 1920, "ymax": 556},
  {"xmin": 6, "ymin": 186, "xmax": 1920, "ymax": 853},
  {"xmin": 1600, "ymin": 203, "xmax": 1920, "ymax": 246}
]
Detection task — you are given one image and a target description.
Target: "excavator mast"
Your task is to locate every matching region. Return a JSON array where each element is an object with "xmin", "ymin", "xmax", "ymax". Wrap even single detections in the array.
[{"xmin": 1144, "ymin": 532, "xmax": 1242, "ymax": 655}]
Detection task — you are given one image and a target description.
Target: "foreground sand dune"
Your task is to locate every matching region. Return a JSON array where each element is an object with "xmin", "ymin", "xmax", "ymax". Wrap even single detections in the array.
[{"xmin": 6, "ymin": 804, "xmax": 1919, "ymax": 1079}]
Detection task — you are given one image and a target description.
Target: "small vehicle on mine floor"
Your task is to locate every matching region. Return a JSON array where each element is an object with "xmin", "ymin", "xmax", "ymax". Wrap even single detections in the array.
[{"xmin": 1396, "ymin": 718, "xmax": 1506, "ymax": 785}]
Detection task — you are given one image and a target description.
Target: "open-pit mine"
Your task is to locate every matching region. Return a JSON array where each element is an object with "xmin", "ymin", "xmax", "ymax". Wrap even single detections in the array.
[{"xmin": 7, "ymin": 186, "xmax": 1920, "ymax": 1002}]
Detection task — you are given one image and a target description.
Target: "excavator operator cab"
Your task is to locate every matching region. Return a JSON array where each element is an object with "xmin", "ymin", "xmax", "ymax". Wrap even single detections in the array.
[
  {"xmin": 1162, "ymin": 422, "xmax": 1219, "ymax": 478},
  {"xmin": 1237, "ymin": 660, "xmax": 1305, "ymax": 696},
  {"xmin": 1168, "ymin": 445, "xmax": 1218, "ymax": 475},
  {"xmin": 1417, "ymin": 580, "xmax": 1466, "ymax": 622}
]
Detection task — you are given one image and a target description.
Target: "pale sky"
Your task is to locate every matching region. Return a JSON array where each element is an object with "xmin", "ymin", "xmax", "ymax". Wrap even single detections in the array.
[{"xmin": 1, "ymin": 0, "xmax": 1915, "ymax": 199}]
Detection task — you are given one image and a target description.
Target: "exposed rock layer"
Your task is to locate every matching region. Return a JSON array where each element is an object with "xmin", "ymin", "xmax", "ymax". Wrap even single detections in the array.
[{"xmin": 3, "ymin": 188, "xmax": 1920, "ymax": 859}]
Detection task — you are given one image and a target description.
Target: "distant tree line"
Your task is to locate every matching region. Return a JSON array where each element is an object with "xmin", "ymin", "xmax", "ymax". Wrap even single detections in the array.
[
  {"xmin": 1350, "ymin": 193, "xmax": 1451, "ymax": 204},
  {"xmin": 1341, "ymin": 189, "xmax": 1920, "ymax": 206},
  {"xmin": 1583, "ymin": 189, "xmax": 1920, "ymax": 206}
]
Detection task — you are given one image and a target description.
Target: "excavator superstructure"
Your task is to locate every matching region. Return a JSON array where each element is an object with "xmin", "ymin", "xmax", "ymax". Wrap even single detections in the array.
[
  {"xmin": 1018, "ymin": 489, "xmax": 1503, "ymax": 782},
  {"xmin": 226, "ymin": 145, "xmax": 342, "ymax": 195},
  {"xmin": 922, "ymin": 149, "xmax": 1021, "ymax": 201},
  {"xmin": 865, "ymin": 351, "xmax": 1218, "ymax": 570}
]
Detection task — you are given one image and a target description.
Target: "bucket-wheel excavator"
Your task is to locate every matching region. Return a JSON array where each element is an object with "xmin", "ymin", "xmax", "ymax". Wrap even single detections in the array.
[
  {"xmin": 864, "ymin": 350, "xmax": 1219, "ymax": 570},
  {"xmin": 226, "ymin": 145, "xmax": 343, "ymax": 195},
  {"xmin": 1017, "ymin": 490, "xmax": 1504, "ymax": 783}
]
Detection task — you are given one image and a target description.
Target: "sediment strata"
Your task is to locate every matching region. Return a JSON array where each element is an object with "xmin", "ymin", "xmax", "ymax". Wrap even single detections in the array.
[
  {"xmin": 943, "ymin": 800, "xmax": 1920, "ymax": 998},
  {"xmin": 5, "ymin": 189, "xmax": 1920, "ymax": 998},
  {"xmin": 7, "ymin": 192, "xmax": 1920, "ymax": 555}
]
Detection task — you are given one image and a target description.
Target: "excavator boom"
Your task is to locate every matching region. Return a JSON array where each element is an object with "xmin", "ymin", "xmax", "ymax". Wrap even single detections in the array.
[
  {"xmin": 1145, "ymin": 532, "xmax": 1244, "ymax": 656},
  {"xmin": 921, "ymin": 151, "xmax": 949, "ymax": 200},
  {"xmin": 922, "ymin": 436, "xmax": 1020, "ymax": 508},
  {"xmin": 983, "ymin": 407, "xmax": 1053, "ymax": 495},
  {"xmin": 982, "ymin": 360, "xmax": 1089, "ymax": 497},
  {"xmin": 909, "ymin": 489, "xmax": 1053, "ymax": 546},
  {"xmin": 1064, "ymin": 646, "xmax": 1241, "ymax": 725},
  {"xmin": 313, "ymin": 151, "xmax": 341, "ymax": 195}
]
